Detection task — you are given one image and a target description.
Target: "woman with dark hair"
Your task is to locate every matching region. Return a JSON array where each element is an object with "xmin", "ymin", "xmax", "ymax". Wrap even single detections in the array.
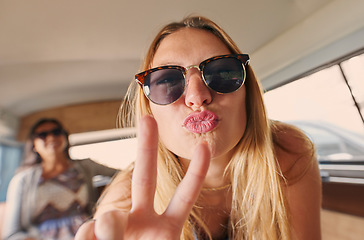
[
  {"xmin": 2, "ymin": 118, "xmax": 118, "ymax": 240},
  {"xmin": 21, "ymin": 118, "xmax": 72, "ymax": 169}
]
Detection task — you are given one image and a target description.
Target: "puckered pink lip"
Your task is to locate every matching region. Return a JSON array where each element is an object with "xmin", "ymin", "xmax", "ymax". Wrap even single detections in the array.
[{"xmin": 183, "ymin": 110, "xmax": 219, "ymax": 133}]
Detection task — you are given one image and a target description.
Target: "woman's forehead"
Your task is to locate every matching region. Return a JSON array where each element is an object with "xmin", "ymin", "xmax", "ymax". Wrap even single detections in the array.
[
  {"xmin": 152, "ymin": 28, "xmax": 230, "ymax": 67},
  {"xmin": 34, "ymin": 122, "xmax": 59, "ymax": 132}
]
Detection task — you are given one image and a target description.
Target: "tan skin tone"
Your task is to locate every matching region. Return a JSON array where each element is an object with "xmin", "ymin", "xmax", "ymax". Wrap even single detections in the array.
[
  {"xmin": 77, "ymin": 116, "xmax": 211, "ymax": 240},
  {"xmin": 75, "ymin": 29, "xmax": 321, "ymax": 239},
  {"xmin": 33, "ymin": 122, "xmax": 70, "ymax": 179},
  {"xmin": 24, "ymin": 122, "xmax": 70, "ymax": 240},
  {"xmin": 149, "ymin": 28, "xmax": 246, "ymax": 239}
]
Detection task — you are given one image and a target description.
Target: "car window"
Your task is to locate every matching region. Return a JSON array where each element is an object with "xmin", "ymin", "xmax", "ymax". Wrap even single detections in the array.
[{"xmin": 264, "ymin": 52, "xmax": 364, "ymax": 162}]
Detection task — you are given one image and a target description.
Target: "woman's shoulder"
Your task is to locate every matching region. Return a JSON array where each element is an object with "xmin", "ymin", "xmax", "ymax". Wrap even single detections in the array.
[
  {"xmin": 271, "ymin": 121, "xmax": 317, "ymax": 185},
  {"xmin": 94, "ymin": 166, "xmax": 134, "ymax": 218},
  {"xmin": 7, "ymin": 165, "xmax": 41, "ymax": 194},
  {"xmin": 271, "ymin": 120, "xmax": 314, "ymax": 152},
  {"xmin": 11, "ymin": 165, "xmax": 41, "ymax": 181}
]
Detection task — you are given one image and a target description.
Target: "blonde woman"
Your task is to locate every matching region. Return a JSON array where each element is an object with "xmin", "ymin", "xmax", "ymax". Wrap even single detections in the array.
[{"xmin": 76, "ymin": 16, "xmax": 321, "ymax": 240}]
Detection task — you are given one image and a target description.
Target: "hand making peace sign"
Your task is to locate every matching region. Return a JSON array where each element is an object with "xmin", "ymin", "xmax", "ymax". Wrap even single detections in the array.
[{"xmin": 75, "ymin": 115, "xmax": 210, "ymax": 240}]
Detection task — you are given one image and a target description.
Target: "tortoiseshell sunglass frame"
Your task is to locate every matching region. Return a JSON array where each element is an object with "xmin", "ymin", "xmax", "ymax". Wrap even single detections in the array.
[{"xmin": 134, "ymin": 54, "xmax": 250, "ymax": 85}]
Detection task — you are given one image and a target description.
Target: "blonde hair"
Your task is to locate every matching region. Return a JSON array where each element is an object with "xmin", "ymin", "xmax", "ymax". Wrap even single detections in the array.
[{"xmin": 114, "ymin": 16, "xmax": 305, "ymax": 240}]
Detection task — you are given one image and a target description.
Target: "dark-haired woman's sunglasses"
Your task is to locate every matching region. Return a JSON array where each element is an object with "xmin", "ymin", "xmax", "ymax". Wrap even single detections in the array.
[
  {"xmin": 135, "ymin": 54, "xmax": 250, "ymax": 105},
  {"xmin": 33, "ymin": 128, "xmax": 65, "ymax": 140}
]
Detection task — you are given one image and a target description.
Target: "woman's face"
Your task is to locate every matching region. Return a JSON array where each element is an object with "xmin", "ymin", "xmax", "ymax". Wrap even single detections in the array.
[
  {"xmin": 149, "ymin": 28, "xmax": 247, "ymax": 162},
  {"xmin": 33, "ymin": 122, "xmax": 68, "ymax": 159}
]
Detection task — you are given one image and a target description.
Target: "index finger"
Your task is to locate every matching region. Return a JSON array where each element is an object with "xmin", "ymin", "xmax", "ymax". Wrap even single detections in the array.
[{"xmin": 131, "ymin": 115, "xmax": 158, "ymax": 212}]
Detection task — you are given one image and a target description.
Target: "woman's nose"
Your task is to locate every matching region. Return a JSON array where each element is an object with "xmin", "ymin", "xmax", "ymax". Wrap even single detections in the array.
[
  {"xmin": 184, "ymin": 69, "xmax": 212, "ymax": 108},
  {"xmin": 44, "ymin": 134, "xmax": 56, "ymax": 142}
]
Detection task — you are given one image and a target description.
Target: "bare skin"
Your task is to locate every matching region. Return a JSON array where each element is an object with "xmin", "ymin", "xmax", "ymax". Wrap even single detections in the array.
[
  {"xmin": 22, "ymin": 123, "xmax": 70, "ymax": 240},
  {"xmin": 33, "ymin": 122, "xmax": 70, "ymax": 179},
  {"xmin": 76, "ymin": 116, "xmax": 211, "ymax": 239},
  {"xmin": 75, "ymin": 28, "xmax": 321, "ymax": 239},
  {"xmin": 76, "ymin": 120, "xmax": 322, "ymax": 240}
]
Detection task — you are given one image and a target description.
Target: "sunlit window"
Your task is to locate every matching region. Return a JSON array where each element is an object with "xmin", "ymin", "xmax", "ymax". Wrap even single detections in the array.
[
  {"xmin": 69, "ymin": 128, "xmax": 137, "ymax": 170},
  {"xmin": 264, "ymin": 52, "xmax": 364, "ymax": 162},
  {"xmin": 341, "ymin": 53, "xmax": 364, "ymax": 114}
]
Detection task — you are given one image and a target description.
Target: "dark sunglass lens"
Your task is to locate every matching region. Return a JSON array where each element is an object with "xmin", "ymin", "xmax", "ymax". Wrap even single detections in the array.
[
  {"xmin": 52, "ymin": 128, "xmax": 63, "ymax": 136},
  {"xmin": 36, "ymin": 132, "xmax": 48, "ymax": 139},
  {"xmin": 34, "ymin": 128, "xmax": 63, "ymax": 139},
  {"xmin": 144, "ymin": 68, "xmax": 185, "ymax": 105},
  {"xmin": 203, "ymin": 57, "xmax": 244, "ymax": 93}
]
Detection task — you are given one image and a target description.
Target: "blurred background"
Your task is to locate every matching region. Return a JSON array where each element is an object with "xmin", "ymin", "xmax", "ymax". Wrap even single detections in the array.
[{"xmin": 1, "ymin": 0, "xmax": 364, "ymax": 239}]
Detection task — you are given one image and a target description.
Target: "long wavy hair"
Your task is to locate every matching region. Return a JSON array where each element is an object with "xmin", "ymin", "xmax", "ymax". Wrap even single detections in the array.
[{"xmin": 116, "ymin": 16, "xmax": 295, "ymax": 240}]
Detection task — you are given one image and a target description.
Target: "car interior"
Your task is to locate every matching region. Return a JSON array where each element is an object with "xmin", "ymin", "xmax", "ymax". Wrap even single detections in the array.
[{"xmin": 1, "ymin": 0, "xmax": 364, "ymax": 239}]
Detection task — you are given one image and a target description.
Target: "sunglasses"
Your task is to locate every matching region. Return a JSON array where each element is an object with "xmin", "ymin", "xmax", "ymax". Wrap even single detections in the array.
[
  {"xmin": 33, "ymin": 128, "xmax": 65, "ymax": 140},
  {"xmin": 135, "ymin": 54, "xmax": 250, "ymax": 105}
]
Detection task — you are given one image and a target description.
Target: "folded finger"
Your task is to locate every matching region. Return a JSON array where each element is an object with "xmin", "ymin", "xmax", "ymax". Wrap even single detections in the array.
[
  {"xmin": 131, "ymin": 115, "xmax": 158, "ymax": 212},
  {"xmin": 94, "ymin": 210, "xmax": 127, "ymax": 240},
  {"xmin": 164, "ymin": 142, "xmax": 210, "ymax": 225},
  {"xmin": 75, "ymin": 219, "xmax": 96, "ymax": 240}
]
